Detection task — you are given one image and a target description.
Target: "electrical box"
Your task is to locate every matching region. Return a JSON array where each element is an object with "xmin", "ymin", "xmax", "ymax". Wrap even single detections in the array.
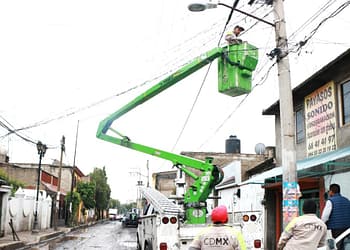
[{"xmin": 218, "ymin": 42, "xmax": 258, "ymax": 97}]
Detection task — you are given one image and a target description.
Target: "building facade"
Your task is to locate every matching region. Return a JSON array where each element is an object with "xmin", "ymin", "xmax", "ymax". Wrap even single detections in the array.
[
  {"xmin": 0, "ymin": 154, "xmax": 86, "ymax": 228},
  {"xmin": 262, "ymin": 48, "xmax": 350, "ymax": 249}
]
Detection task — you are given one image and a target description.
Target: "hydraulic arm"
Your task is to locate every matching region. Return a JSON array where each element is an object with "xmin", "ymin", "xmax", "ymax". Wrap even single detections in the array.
[{"xmin": 97, "ymin": 43, "xmax": 258, "ymax": 224}]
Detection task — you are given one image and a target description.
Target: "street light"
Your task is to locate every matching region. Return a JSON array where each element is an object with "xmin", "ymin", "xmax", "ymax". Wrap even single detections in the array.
[
  {"xmin": 188, "ymin": 2, "xmax": 218, "ymax": 12},
  {"xmin": 188, "ymin": 0, "xmax": 297, "ymax": 227},
  {"xmin": 188, "ymin": 1, "xmax": 275, "ymax": 27},
  {"xmin": 32, "ymin": 141, "xmax": 47, "ymax": 233}
]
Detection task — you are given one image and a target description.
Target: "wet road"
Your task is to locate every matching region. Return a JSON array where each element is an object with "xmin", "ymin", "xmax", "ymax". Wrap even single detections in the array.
[{"xmin": 48, "ymin": 221, "xmax": 137, "ymax": 250}]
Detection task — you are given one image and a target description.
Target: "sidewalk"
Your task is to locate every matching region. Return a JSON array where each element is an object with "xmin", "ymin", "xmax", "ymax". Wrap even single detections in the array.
[{"xmin": 0, "ymin": 221, "xmax": 102, "ymax": 250}]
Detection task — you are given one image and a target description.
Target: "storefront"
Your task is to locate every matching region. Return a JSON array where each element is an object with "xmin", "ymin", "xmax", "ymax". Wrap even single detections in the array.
[{"xmin": 258, "ymin": 146, "xmax": 350, "ymax": 249}]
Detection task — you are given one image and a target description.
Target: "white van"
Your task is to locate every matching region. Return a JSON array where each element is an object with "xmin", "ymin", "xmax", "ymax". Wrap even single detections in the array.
[{"xmin": 108, "ymin": 208, "xmax": 118, "ymax": 220}]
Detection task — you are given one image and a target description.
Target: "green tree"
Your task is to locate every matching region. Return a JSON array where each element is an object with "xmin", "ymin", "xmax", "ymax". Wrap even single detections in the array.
[
  {"xmin": 109, "ymin": 198, "xmax": 120, "ymax": 209},
  {"xmin": 0, "ymin": 169, "xmax": 24, "ymax": 196},
  {"xmin": 120, "ymin": 202, "xmax": 137, "ymax": 214},
  {"xmin": 77, "ymin": 181, "xmax": 96, "ymax": 209},
  {"xmin": 90, "ymin": 167, "xmax": 111, "ymax": 220},
  {"xmin": 65, "ymin": 191, "xmax": 81, "ymax": 226}
]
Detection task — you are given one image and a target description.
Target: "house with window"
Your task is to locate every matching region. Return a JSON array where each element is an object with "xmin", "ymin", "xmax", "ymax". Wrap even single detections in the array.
[{"xmin": 262, "ymin": 48, "xmax": 350, "ymax": 249}]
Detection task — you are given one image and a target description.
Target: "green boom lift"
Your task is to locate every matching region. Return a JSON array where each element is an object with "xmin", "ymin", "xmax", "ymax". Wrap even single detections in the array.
[{"xmin": 96, "ymin": 42, "xmax": 258, "ymax": 224}]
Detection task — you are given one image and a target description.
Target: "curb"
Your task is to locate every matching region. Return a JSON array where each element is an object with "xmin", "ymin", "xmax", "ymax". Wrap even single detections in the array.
[
  {"xmin": 0, "ymin": 219, "xmax": 108, "ymax": 250},
  {"xmin": 38, "ymin": 231, "xmax": 65, "ymax": 242},
  {"xmin": 0, "ymin": 242, "xmax": 25, "ymax": 250}
]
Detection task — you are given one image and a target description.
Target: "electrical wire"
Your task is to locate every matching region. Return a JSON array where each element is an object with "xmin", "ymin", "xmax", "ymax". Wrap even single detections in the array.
[
  {"xmin": 192, "ymin": 7, "xmax": 275, "ymax": 149},
  {"xmin": 312, "ymin": 38, "xmax": 350, "ymax": 46},
  {"xmin": 2, "ymin": 4, "xmax": 274, "ymax": 145},
  {"xmin": 0, "ymin": 116, "xmax": 58, "ymax": 149},
  {"xmin": 288, "ymin": 0, "xmax": 337, "ymax": 41},
  {"xmin": 170, "ymin": 0, "xmax": 265, "ymax": 152},
  {"xmin": 0, "ymin": 115, "xmax": 37, "ymax": 145},
  {"xmin": 293, "ymin": 0, "xmax": 350, "ymax": 54},
  {"xmin": 217, "ymin": 0, "xmax": 241, "ymax": 46},
  {"xmin": 171, "ymin": 63, "xmax": 213, "ymax": 152},
  {"xmin": 198, "ymin": 61, "xmax": 277, "ymax": 150}
]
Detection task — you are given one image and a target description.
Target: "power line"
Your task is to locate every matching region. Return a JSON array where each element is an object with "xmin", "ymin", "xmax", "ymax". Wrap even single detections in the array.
[
  {"xmin": 293, "ymin": 0, "xmax": 350, "ymax": 54},
  {"xmin": 171, "ymin": 0, "xmax": 257, "ymax": 152},
  {"xmin": 0, "ymin": 115, "xmax": 58, "ymax": 149},
  {"xmin": 2, "ymin": 6, "xmax": 274, "ymax": 142},
  {"xmin": 217, "ymin": 0, "xmax": 242, "ymax": 46},
  {"xmin": 0, "ymin": 115, "xmax": 37, "ymax": 145},
  {"xmin": 288, "ymin": 0, "xmax": 337, "ymax": 41},
  {"xmin": 170, "ymin": 5, "xmax": 275, "ymax": 152},
  {"xmin": 171, "ymin": 63, "xmax": 213, "ymax": 152},
  {"xmin": 198, "ymin": 61, "xmax": 276, "ymax": 150}
]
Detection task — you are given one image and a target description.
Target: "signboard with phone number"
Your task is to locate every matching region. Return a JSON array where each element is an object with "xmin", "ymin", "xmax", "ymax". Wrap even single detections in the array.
[{"xmin": 305, "ymin": 81, "xmax": 337, "ymax": 157}]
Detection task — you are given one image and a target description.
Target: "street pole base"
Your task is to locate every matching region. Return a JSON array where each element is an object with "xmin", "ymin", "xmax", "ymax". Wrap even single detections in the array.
[{"xmin": 31, "ymin": 229, "xmax": 39, "ymax": 234}]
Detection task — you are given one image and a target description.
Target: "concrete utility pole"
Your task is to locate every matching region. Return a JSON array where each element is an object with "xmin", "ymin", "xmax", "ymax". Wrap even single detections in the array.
[
  {"xmin": 273, "ymin": 0, "xmax": 298, "ymax": 228},
  {"xmin": 55, "ymin": 135, "xmax": 65, "ymax": 230},
  {"xmin": 192, "ymin": 0, "xmax": 298, "ymax": 228},
  {"xmin": 146, "ymin": 160, "xmax": 150, "ymax": 187},
  {"xmin": 69, "ymin": 120, "xmax": 79, "ymax": 226}
]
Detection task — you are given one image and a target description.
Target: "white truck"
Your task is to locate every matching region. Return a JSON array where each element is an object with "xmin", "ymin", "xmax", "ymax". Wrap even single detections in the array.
[
  {"xmin": 137, "ymin": 187, "xmax": 209, "ymax": 250},
  {"xmin": 108, "ymin": 208, "xmax": 118, "ymax": 221},
  {"xmin": 231, "ymin": 182, "xmax": 264, "ymax": 250}
]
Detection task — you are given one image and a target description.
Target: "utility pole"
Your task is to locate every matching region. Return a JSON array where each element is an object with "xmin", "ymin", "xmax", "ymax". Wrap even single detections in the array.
[
  {"xmin": 273, "ymin": 0, "xmax": 298, "ymax": 228},
  {"xmin": 55, "ymin": 135, "xmax": 65, "ymax": 230},
  {"xmin": 69, "ymin": 120, "xmax": 79, "ymax": 226},
  {"xmin": 146, "ymin": 160, "xmax": 150, "ymax": 187},
  {"xmin": 187, "ymin": 0, "xmax": 298, "ymax": 231}
]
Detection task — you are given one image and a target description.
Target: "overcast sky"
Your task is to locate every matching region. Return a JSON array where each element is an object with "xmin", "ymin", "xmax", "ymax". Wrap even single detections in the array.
[{"xmin": 1, "ymin": 0, "xmax": 349, "ymax": 203}]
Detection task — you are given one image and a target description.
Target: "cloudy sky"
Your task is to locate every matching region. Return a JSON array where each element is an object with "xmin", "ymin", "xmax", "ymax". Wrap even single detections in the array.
[{"xmin": 1, "ymin": 0, "xmax": 349, "ymax": 202}]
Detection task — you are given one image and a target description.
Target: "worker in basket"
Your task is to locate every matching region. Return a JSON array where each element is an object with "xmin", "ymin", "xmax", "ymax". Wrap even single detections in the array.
[{"xmin": 225, "ymin": 25, "xmax": 244, "ymax": 45}]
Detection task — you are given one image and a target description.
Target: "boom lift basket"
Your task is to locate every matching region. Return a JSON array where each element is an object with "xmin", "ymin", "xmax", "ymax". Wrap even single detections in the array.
[{"xmin": 218, "ymin": 42, "xmax": 258, "ymax": 97}]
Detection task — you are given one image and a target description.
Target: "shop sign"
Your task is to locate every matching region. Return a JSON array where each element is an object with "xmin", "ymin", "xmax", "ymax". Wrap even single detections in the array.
[{"xmin": 305, "ymin": 81, "xmax": 337, "ymax": 157}]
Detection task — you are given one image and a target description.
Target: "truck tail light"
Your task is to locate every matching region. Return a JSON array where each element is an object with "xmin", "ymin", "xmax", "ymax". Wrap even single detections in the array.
[
  {"xmin": 160, "ymin": 242, "xmax": 167, "ymax": 250},
  {"xmin": 250, "ymin": 214, "xmax": 257, "ymax": 221},
  {"xmin": 162, "ymin": 217, "xmax": 169, "ymax": 224},
  {"xmin": 254, "ymin": 239, "xmax": 261, "ymax": 248},
  {"xmin": 243, "ymin": 215, "xmax": 249, "ymax": 222},
  {"xmin": 170, "ymin": 217, "xmax": 177, "ymax": 224}
]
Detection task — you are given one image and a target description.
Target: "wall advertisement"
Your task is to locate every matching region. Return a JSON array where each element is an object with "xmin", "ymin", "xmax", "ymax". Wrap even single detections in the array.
[{"xmin": 305, "ymin": 81, "xmax": 337, "ymax": 157}]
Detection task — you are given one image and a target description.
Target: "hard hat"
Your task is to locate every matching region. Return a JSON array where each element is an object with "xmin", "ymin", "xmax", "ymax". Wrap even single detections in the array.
[{"xmin": 211, "ymin": 205, "xmax": 228, "ymax": 223}]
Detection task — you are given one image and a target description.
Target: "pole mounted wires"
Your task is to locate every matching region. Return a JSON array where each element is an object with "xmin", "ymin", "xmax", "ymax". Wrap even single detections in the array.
[
  {"xmin": 0, "ymin": 115, "xmax": 37, "ymax": 145},
  {"xmin": 292, "ymin": 0, "xmax": 350, "ymax": 55}
]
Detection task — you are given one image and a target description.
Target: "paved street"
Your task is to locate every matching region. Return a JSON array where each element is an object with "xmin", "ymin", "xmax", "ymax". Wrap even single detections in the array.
[{"xmin": 36, "ymin": 221, "xmax": 137, "ymax": 250}]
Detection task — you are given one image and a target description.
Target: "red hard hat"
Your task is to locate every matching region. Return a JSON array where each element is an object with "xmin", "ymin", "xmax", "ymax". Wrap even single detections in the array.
[{"xmin": 211, "ymin": 205, "xmax": 228, "ymax": 223}]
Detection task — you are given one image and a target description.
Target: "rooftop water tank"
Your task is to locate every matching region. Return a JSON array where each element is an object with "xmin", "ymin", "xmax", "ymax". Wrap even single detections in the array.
[{"xmin": 225, "ymin": 135, "xmax": 240, "ymax": 154}]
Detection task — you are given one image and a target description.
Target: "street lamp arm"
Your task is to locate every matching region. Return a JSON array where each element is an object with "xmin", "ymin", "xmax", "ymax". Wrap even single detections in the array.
[
  {"xmin": 217, "ymin": 3, "xmax": 275, "ymax": 27},
  {"xmin": 188, "ymin": 2, "xmax": 275, "ymax": 27}
]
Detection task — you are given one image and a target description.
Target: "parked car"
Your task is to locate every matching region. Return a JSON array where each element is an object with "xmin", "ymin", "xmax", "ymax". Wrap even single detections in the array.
[
  {"xmin": 122, "ymin": 212, "xmax": 138, "ymax": 228},
  {"xmin": 116, "ymin": 214, "xmax": 123, "ymax": 221}
]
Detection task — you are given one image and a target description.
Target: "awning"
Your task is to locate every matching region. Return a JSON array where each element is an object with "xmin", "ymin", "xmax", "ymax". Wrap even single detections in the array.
[
  {"xmin": 42, "ymin": 182, "xmax": 67, "ymax": 196},
  {"xmin": 297, "ymin": 146, "xmax": 350, "ymax": 178},
  {"xmin": 242, "ymin": 146, "xmax": 350, "ymax": 185}
]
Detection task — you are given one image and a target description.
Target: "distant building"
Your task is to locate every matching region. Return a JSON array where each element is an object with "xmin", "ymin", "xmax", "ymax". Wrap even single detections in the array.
[
  {"xmin": 151, "ymin": 148, "xmax": 273, "ymax": 209},
  {"xmin": 152, "ymin": 170, "xmax": 177, "ymax": 197}
]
